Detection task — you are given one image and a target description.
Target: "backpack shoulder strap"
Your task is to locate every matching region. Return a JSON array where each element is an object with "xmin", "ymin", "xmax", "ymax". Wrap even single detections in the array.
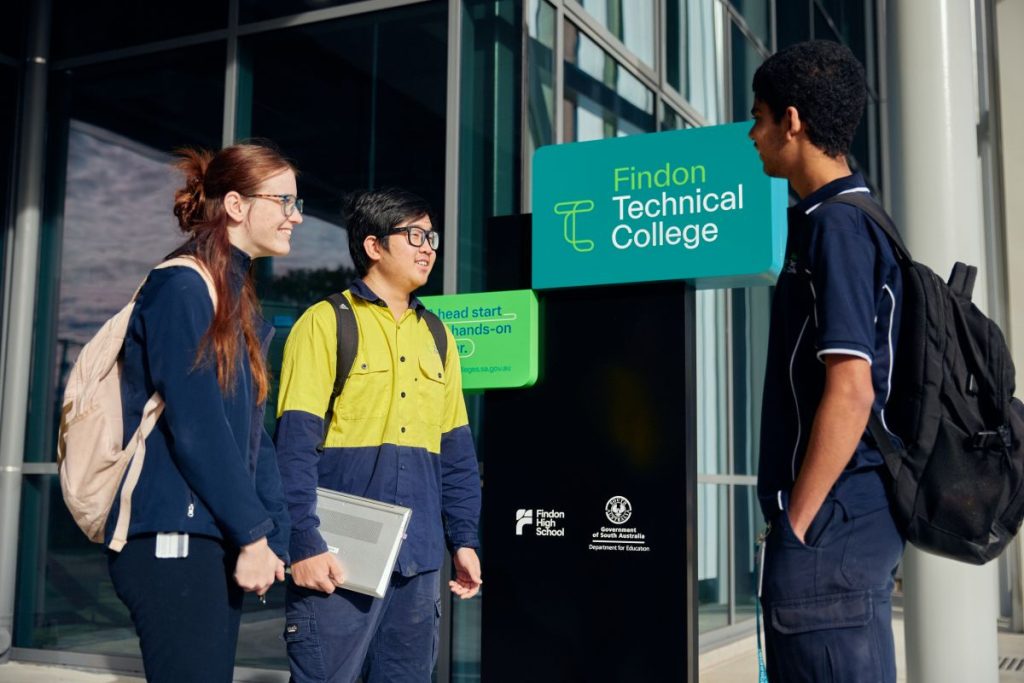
[
  {"xmin": 823, "ymin": 193, "xmax": 912, "ymax": 263},
  {"xmin": 153, "ymin": 256, "xmax": 218, "ymax": 310},
  {"xmin": 422, "ymin": 310, "xmax": 448, "ymax": 369},
  {"xmin": 319, "ymin": 292, "xmax": 358, "ymax": 451}
]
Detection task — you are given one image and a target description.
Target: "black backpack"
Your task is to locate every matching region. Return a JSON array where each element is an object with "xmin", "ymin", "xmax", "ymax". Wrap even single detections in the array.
[
  {"xmin": 827, "ymin": 193, "xmax": 1024, "ymax": 565},
  {"xmin": 316, "ymin": 292, "xmax": 449, "ymax": 452}
]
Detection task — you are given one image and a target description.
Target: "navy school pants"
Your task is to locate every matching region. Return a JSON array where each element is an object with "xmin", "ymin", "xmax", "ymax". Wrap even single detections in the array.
[
  {"xmin": 760, "ymin": 493, "xmax": 905, "ymax": 683},
  {"xmin": 284, "ymin": 570, "xmax": 441, "ymax": 683},
  {"xmin": 108, "ymin": 534, "xmax": 243, "ymax": 683}
]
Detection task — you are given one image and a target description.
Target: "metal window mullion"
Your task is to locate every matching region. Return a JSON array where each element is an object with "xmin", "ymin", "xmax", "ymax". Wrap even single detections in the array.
[
  {"xmin": 221, "ymin": 0, "xmax": 239, "ymax": 147},
  {"xmin": 50, "ymin": 0, "xmax": 435, "ymax": 70},
  {"xmin": 234, "ymin": 0, "xmax": 434, "ymax": 36},
  {"xmin": 442, "ymin": 0, "xmax": 462, "ymax": 296},
  {"xmin": 52, "ymin": 29, "xmax": 230, "ymax": 70},
  {"xmin": 877, "ymin": 0, "xmax": 891, "ymax": 208},
  {"xmin": 519, "ymin": 0, "xmax": 532, "ymax": 213},
  {"xmin": 718, "ymin": 0, "xmax": 770, "ymax": 58},
  {"xmin": 554, "ymin": 1, "xmax": 565, "ymax": 144},
  {"xmin": 727, "ymin": 482, "xmax": 736, "ymax": 626},
  {"xmin": 697, "ymin": 473, "xmax": 757, "ymax": 486},
  {"xmin": 656, "ymin": 0, "xmax": 666, "ymax": 93},
  {"xmin": 662, "ymin": 85, "xmax": 711, "ymax": 128}
]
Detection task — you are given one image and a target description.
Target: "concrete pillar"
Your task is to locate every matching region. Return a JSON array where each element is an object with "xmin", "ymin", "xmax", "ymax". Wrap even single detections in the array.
[
  {"xmin": 887, "ymin": 1, "xmax": 999, "ymax": 682},
  {"xmin": 0, "ymin": 0, "xmax": 50, "ymax": 663},
  {"xmin": 996, "ymin": 0, "xmax": 1024, "ymax": 636}
]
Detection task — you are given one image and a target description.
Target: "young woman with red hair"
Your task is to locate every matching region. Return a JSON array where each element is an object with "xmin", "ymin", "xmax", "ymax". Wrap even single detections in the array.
[{"xmin": 107, "ymin": 142, "xmax": 302, "ymax": 682}]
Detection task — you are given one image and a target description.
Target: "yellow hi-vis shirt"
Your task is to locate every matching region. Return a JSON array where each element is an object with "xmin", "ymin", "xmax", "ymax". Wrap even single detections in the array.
[{"xmin": 274, "ymin": 280, "xmax": 481, "ymax": 574}]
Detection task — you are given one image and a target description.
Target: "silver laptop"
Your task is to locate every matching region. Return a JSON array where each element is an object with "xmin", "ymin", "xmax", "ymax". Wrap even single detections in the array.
[{"xmin": 315, "ymin": 487, "xmax": 412, "ymax": 598}]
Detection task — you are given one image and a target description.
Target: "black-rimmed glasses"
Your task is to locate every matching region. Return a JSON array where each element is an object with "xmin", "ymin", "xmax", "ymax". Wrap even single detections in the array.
[
  {"xmin": 246, "ymin": 193, "xmax": 304, "ymax": 217},
  {"xmin": 388, "ymin": 225, "xmax": 440, "ymax": 250}
]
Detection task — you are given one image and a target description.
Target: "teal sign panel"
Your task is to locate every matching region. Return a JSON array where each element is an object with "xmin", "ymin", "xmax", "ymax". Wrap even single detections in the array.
[
  {"xmin": 419, "ymin": 290, "xmax": 539, "ymax": 390},
  {"xmin": 532, "ymin": 122, "xmax": 788, "ymax": 290}
]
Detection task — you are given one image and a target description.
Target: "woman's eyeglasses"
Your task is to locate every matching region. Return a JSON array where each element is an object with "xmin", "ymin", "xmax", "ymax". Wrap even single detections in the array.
[{"xmin": 246, "ymin": 193, "xmax": 303, "ymax": 217}]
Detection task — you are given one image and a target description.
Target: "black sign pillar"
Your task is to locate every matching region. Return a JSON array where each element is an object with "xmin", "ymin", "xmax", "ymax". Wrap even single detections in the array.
[{"xmin": 478, "ymin": 215, "xmax": 697, "ymax": 682}]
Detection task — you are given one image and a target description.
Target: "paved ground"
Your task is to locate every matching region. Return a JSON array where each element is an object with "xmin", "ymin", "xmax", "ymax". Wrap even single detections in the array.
[
  {"xmin": 4, "ymin": 612, "xmax": 1024, "ymax": 682},
  {"xmin": 700, "ymin": 610, "xmax": 1024, "ymax": 683}
]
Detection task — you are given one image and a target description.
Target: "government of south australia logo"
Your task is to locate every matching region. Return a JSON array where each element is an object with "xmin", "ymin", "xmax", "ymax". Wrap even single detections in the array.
[
  {"xmin": 605, "ymin": 496, "xmax": 632, "ymax": 525},
  {"xmin": 554, "ymin": 199, "xmax": 595, "ymax": 253}
]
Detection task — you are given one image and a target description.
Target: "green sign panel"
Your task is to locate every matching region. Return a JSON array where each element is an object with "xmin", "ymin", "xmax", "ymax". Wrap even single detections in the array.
[
  {"xmin": 420, "ymin": 290, "xmax": 539, "ymax": 390},
  {"xmin": 532, "ymin": 122, "xmax": 788, "ymax": 290}
]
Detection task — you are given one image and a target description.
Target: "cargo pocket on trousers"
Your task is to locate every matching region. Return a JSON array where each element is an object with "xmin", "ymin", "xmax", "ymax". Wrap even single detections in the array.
[
  {"xmin": 771, "ymin": 592, "xmax": 879, "ymax": 683},
  {"xmin": 284, "ymin": 616, "xmax": 327, "ymax": 682},
  {"xmin": 772, "ymin": 591, "xmax": 872, "ymax": 633}
]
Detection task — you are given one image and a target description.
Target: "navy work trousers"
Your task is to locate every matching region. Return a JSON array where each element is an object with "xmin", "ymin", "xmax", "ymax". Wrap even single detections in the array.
[
  {"xmin": 108, "ymin": 534, "xmax": 243, "ymax": 683},
  {"xmin": 760, "ymin": 494, "xmax": 905, "ymax": 683},
  {"xmin": 285, "ymin": 570, "xmax": 441, "ymax": 683}
]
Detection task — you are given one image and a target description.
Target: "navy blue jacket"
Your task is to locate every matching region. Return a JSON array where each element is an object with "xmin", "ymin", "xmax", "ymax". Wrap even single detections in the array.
[{"xmin": 108, "ymin": 247, "xmax": 290, "ymax": 559}]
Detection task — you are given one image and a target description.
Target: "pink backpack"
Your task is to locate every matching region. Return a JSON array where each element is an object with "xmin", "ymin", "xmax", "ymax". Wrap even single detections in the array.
[{"xmin": 56, "ymin": 256, "xmax": 217, "ymax": 551}]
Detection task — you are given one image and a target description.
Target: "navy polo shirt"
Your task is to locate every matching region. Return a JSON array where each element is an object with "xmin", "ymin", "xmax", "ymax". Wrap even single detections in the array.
[{"xmin": 757, "ymin": 173, "xmax": 902, "ymax": 519}]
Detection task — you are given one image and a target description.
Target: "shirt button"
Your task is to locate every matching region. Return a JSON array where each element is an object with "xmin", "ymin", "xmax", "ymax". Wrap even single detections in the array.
[
  {"xmin": 437, "ymin": 372, "xmax": 442, "ymax": 378},
  {"xmin": 400, "ymin": 356, "xmax": 406, "ymax": 362},
  {"xmin": 400, "ymin": 465, "xmax": 406, "ymax": 470},
  {"xmin": 401, "ymin": 391, "xmax": 406, "ymax": 398},
  {"xmin": 400, "ymin": 427, "xmax": 406, "ymax": 433},
  {"xmin": 361, "ymin": 363, "xmax": 367, "ymax": 370}
]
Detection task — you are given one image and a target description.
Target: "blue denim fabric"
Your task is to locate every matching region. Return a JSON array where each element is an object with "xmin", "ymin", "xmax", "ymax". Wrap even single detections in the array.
[
  {"xmin": 761, "ymin": 494, "xmax": 905, "ymax": 683},
  {"xmin": 284, "ymin": 571, "xmax": 441, "ymax": 683}
]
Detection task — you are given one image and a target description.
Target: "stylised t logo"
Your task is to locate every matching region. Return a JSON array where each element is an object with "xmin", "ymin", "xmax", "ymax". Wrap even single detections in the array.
[
  {"xmin": 554, "ymin": 200, "xmax": 596, "ymax": 253},
  {"xmin": 515, "ymin": 509, "xmax": 533, "ymax": 536}
]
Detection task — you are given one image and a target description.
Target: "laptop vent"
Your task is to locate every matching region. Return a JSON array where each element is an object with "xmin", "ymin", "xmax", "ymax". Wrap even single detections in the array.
[{"xmin": 318, "ymin": 509, "xmax": 384, "ymax": 543}]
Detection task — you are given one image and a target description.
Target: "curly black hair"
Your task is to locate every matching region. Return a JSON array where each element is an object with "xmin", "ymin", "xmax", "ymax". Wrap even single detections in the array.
[
  {"xmin": 342, "ymin": 187, "xmax": 435, "ymax": 277},
  {"xmin": 752, "ymin": 40, "xmax": 866, "ymax": 158}
]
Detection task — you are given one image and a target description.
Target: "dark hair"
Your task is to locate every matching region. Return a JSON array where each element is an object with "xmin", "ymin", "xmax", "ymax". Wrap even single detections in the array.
[
  {"xmin": 752, "ymin": 40, "xmax": 867, "ymax": 158},
  {"xmin": 342, "ymin": 188, "xmax": 435, "ymax": 277},
  {"xmin": 171, "ymin": 142, "xmax": 296, "ymax": 403}
]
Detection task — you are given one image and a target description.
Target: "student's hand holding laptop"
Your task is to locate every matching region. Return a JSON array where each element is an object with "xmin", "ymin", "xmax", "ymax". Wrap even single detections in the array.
[{"xmin": 291, "ymin": 552, "xmax": 346, "ymax": 594}]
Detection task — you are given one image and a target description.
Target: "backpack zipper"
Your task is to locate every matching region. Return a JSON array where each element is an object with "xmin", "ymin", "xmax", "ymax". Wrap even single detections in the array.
[{"xmin": 187, "ymin": 491, "xmax": 195, "ymax": 519}]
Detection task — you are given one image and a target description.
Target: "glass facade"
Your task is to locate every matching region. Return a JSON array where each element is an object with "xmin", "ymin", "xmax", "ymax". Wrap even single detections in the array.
[{"xmin": 0, "ymin": 0, "xmax": 907, "ymax": 678}]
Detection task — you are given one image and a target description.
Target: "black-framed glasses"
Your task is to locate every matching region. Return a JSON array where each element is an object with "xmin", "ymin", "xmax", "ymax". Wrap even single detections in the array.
[
  {"xmin": 388, "ymin": 225, "xmax": 440, "ymax": 250},
  {"xmin": 245, "ymin": 193, "xmax": 304, "ymax": 217}
]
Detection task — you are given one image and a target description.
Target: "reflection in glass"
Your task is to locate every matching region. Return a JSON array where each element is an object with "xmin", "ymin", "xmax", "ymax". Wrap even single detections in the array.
[
  {"xmin": 734, "ymin": 485, "xmax": 761, "ymax": 624},
  {"xmin": 242, "ymin": 3, "xmax": 448, "ymax": 305},
  {"xmin": 42, "ymin": 44, "xmax": 226, "ymax": 467},
  {"xmin": 15, "ymin": 476, "xmax": 137, "ymax": 654},
  {"xmin": 666, "ymin": 0, "xmax": 721, "ymax": 123},
  {"xmin": 698, "ymin": 483, "xmax": 729, "ymax": 632},
  {"xmin": 730, "ymin": 0, "xmax": 771, "ymax": 47},
  {"xmin": 730, "ymin": 21, "xmax": 765, "ymax": 123},
  {"xmin": 776, "ymin": 0, "xmax": 811, "ymax": 50},
  {"xmin": 527, "ymin": 0, "xmax": 556, "ymax": 156},
  {"xmin": 578, "ymin": 0, "xmax": 655, "ymax": 66},
  {"xmin": 661, "ymin": 105, "xmax": 687, "ymax": 131},
  {"xmin": 13, "ymin": 476, "xmax": 289, "ymax": 667},
  {"xmin": 51, "ymin": 0, "xmax": 227, "ymax": 59},
  {"xmin": 563, "ymin": 21, "xmax": 654, "ymax": 141},
  {"xmin": 734, "ymin": 287, "xmax": 771, "ymax": 476},
  {"xmin": 241, "ymin": 0, "xmax": 368, "ymax": 23},
  {"xmin": 696, "ymin": 290, "xmax": 729, "ymax": 476}
]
